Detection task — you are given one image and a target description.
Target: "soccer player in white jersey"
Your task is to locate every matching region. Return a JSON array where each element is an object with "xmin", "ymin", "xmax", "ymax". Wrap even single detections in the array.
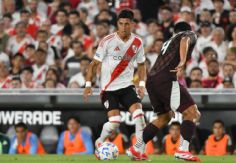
[{"xmin": 83, "ymin": 9, "xmax": 148, "ymax": 160}]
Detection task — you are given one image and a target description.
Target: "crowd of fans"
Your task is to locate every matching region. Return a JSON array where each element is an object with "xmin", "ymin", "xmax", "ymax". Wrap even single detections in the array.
[
  {"xmin": 0, "ymin": 0, "xmax": 236, "ymax": 89},
  {"xmin": 0, "ymin": 119, "xmax": 236, "ymax": 155}
]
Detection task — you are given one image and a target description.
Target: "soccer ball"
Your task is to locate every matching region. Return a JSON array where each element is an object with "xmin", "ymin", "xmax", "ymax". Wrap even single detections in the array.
[{"xmin": 96, "ymin": 142, "xmax": 119, "ymax": 160}]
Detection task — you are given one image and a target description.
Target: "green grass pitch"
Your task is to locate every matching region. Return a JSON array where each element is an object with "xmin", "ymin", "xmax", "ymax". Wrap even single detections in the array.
[{"xmin": 0, "ymin": 155, "xmax": 235, "ymax": 163}]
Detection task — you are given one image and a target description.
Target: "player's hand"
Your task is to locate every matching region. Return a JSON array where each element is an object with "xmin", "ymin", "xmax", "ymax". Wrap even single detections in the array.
[
  {"xmin": 170, "ymin": 61, "xmax": 185, "ymax": 73},
  {"xmin": 137, "ymin": 86, "xmax": 145, "ymax": 99},
  {"xmin": 83, "ymin": 87, "xmax": 93, "ymax": 102}
]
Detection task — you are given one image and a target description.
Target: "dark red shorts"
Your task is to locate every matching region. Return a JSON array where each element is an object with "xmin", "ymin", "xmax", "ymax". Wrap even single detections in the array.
[{"xmin": 146, "ymin": 80, "xmax": 195, "ymax": 115}]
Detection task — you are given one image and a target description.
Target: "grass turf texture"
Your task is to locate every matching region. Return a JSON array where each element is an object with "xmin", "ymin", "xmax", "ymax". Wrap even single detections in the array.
[{"xmin": 0, "ymin": 155, "xmax": 235, "ymax": 163}]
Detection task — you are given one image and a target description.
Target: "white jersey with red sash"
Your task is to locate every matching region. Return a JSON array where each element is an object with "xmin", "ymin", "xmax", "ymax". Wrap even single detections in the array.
[
  {"xmin": 0, "ymin": 76, "xmax": 11, "ymax": 89},
  {"xmin": 50, "ymin": 24, "xmax": 64, "ymax": 36},
  {"xmin": 7, "ymin": 35, "xmax": 34, "ymax": 55},
  {"xmin": 32, "ymin": 64, "xmax": 49, "ymax": 84},
  {"xmin": 94, "ymin": 32, "xmax": 145, "ymax": 91}
]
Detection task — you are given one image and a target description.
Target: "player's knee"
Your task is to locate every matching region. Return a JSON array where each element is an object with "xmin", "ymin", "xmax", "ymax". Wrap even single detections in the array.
[{"xmin": 108, "ymin": 115, "xmax": 121, "ymax": 131}]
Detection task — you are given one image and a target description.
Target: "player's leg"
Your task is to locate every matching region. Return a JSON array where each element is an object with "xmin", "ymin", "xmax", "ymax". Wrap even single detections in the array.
[
  {"xmin": 95, "ymin": 91, "xmax": 121, "ymax": 149},
  {"xmin": 128, "ymin": 103, "xmax": 146, "ymax": 153},
  {"xmin": 133, "ymin": 111, "xmax": 172, "ymax": 151},
  {"xmin": 174, "ymin": 84, "xmax": 201, "ymax": 161},
  {"xmin": 178, "ymin": 105, "xmax": 200, "ymax": 152}
]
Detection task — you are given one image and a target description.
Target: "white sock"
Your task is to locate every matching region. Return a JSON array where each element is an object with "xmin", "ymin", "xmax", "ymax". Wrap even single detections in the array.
[
  {"xmin": 99, "ymin": 116, "xmax": 121, "ymax": 142},
  {"xmin": 178, "ymin": 135, "xmax": 190, "ymax": 152},
  {"xmin": 132, "ymin": 109, "xmax": 146, "ymax": 153}
]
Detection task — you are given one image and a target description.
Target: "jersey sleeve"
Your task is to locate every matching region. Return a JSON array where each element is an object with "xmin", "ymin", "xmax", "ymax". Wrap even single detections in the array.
[
  {"xmin": 136, "ymin": 41, "xmax": 146, "ymax": 64},
  {"xmin": 29, "ymin": 134, "xmax": 38, "ymax": 154},
  {"xmin": 57, "ymin": 132, "xmax": 65, "ymax": 154},
  {"xmin": 93, "ymin": 40, "xmax": 107, "ymax": 62}
]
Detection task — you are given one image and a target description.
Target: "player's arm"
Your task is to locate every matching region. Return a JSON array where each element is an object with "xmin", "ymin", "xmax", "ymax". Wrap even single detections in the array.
[
  {"xmin": 83, "ymin": 59, "xmax": 101, "ymax": 101},
  {"xmin": 74, "ymin": 130, "xmax": 94, "ymax": 155},
  {"xmin": 170, "ymin": 36, "xmax": 190, "ymax": 73},
  {"xmin": 9, "ymin": 137, "xmax": 17, "ymax": 154},
  {"xmin": 137, "ymin": 62, "xmax": 146, "ymax": 99}
]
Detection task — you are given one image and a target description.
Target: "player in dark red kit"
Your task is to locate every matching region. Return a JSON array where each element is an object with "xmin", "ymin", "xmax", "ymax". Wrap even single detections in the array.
[{"xmin": 127, "ymin": 22, "xmax": 201, "ymax": 161}]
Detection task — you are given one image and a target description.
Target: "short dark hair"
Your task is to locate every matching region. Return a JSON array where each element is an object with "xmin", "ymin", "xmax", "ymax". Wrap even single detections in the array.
[
  {"xmin": 80, "ymin": 55, "xmax": 92, "ymax": 63},
  {"xmin": 146, "ymin": 19, "xmax": 158, "ymax": 26},
  {"xmin": 203, "ymin": 47, "xmax": 216, "ymax": 55},
  {"xmin": 174, "ymin": 21, "xmax": 191, "ymax": 33},
  {"xmin": 71, "ymin": 40, "xmax": 83, "ymax": 48},
  {"xmin": 15, "ymin": 21, "xmax": 27, "ymax": 28},
  {"xmin": 190, "ymin": 67, "xmax": 203, "ymax": 74},
  {"xmin": 69, "ymin": 10, "xmax": 80, "ymax": 17},
  {"xmin": 37, "ymin": 30, "xmax": 48, "ymax": 36},
  {"xmin": 20, "ymin": 9, "xmax": 30, "ymax": 15},
  {"xmin": 67, "ymin": 116, "xmax": 80, "ymax": 124},
  {"xmin": 15, "ymin": 122, "xmax": 28, "ymax": 130},
  {"xmin": 208, "ymin": 59, "xmax": 219, "ymax": 65},
  {"xmin": 56, "ymin": 9, "xmax": 68, "ymax": 16},
  {"xmin": 21, "ymin": 66, "xmax": 34, "ymax": 74},
  {"xmin": 26, "ymin": 44, "xmax": 35, "ymax": 49},
  {"xmin": 3, "ymin": 13, "xmax": 12, "ymax": 20},
  {"xmin": 213, "ymin": 120, "xmax": 225, "ymax": 127},
  {"xmin": 170, "ymin": 121, "xmax": 181, "ymax": 127},
  {"xmin": 117, "ymin": 9, "xmax": 134, "ymax": 21},
  {"xmin": 13, "ymin": 53, "xmax": 25, "ymax": 60},
  {"xmin": 36, "ymin": 48, "xmax": 47, "ymax": 55},
  {"xmin": 12, "ymin": 76, "xmax": 21, "ymax": 83}
]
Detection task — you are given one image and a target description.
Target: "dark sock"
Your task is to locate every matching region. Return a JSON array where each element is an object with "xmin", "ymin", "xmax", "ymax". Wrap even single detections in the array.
[
  {"xmin": 143, "ymin": 123, "xmax": 160, "ymax": 144},
  {"xmin": 180, "ymin": 120, "xmax": 195, "ymax": 142}
]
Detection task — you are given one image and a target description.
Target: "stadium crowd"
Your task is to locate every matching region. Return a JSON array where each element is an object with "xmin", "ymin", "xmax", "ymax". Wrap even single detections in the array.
[
  {"xmin": 0, "ymin": 0, "xmax": 236, "ymax": 89},
  {"xmin": 1, "ymin": 118, "xmax": 236, "ymax": 155}
]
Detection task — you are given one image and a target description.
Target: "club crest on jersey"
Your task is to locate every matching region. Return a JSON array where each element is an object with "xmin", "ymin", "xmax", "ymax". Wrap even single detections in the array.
[
  {"xmin": 104, "ymin": 100, "xmax": 109, "ymax": 109},
  {"xmin": 132, "ymin": 45, "xmax": 138, "ymax": 53}
]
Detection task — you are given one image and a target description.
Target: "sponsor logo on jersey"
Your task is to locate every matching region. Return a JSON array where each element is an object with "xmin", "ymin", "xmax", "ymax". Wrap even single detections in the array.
[
  {"xmin": 104, "ymin": 100, "xmax": 109, "ymax": 109},
  {"xmin": 95, "ymin": 53, "xmax": 100, "ymax": 58},
  {"xmin": 114, "ymin": 46, "xmax": 120, "ymax": 51},
  {"xmin": 113, "ymin": 55, "xmax": 133, "ymax": 61}
]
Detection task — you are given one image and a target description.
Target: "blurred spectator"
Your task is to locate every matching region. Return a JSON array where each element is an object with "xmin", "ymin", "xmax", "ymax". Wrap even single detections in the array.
[
  {"xmin": 203, "ymin": 120, "xmax": 232, "ymax": 155},
  {"xmin": 228, "ymin": 25, "xmax": 236, "ymax": 48},
  {"xmin": 24, "ymin": 44, "xmax": 36, "ymax": 66},
  {"xmin": 133, "ymin": 9, "xmax": 148, "ymax": 39},
  {"xmin": 68, "ymin": 55, "xmax": 91, "ymax": 88},
  {"xmin": 43, "ymin": 78, "xmax": 57, "ymax": 89},
  {"xmin": 202, "ymin": 59, "xmax": 222, "ymax": 88},
  {"xmin": 6, "ymin": 21, "xmax": 34, "ymax": 56},
  {"xmin": 179, "ymin": 6, "xmax": 197, "ymax": 31},
  {"xmin": 20, "ymin": 66, "xmax": 38, "ymax": 89},
  {"xmin": 211, "ymin": 0, "xmax": 229, "ymax": 30},
  {"xmin": 0, "ymin": 61, "xmax": 11, "ymax": 89},
  {"xmin": 145, "ymin": 19, "xmax": 160, "ymax": 50},
  {"xmin": 190, "ymin": 67, "xmax": 203, "ymax": 81},
  {"xmin": 46, "ymin": 68, "xmax": 65, "ymax": 88},
  {"xmin": 57, "ymin": 116, "xmax": 93, "ymax": 155},
  {"xmin": 0, "ymin": 132, "xmax": 10, "ymax": 154},
  {"xmin": 61, "ymin": 34, "xmax": 73, "ymax": 63},
  {"xmin": 64, "ymin": 40, "xmax": 84, "ymax": 79},
  {"xmin": 162, "ymin": 122, "xmax": 180, "ymax": 155},
  {"xmin": 51, "ymin": 9, "xmax": 68, "ymax": 36},
  {"xmin": 209, "ymin": 27, "xmax": 227, "ymax": 62},
  {"xmin": 96, "ymin": 0, "xmax": 117, "ymax": 26},
  {"xmin": 190, "ymin": 79, "xmax": 203, "ymax": 88},
  {"xmin": 9, "ymin": 122, "xmax": 45, "ymax": 154},
  {"xmin": 195, "ymin": 21, "xmax": 213, "ymax": 55},
  {"xmin": 199, "ymin": 47, "xmax": 218, "ymax": 77},
  {"xmin": 159, "ymin": 6, "xmax": 174, "ymax": 41},
  {"xmin": 146, "ymin": 39, "xmax": 163, "ymax": 68},
  {"xmin": 222, "ymin": 77, "xmax": 234, "ymax": 88},
  {"xmin": 0, "ymin": 19, "xmax": 9, "ymax": 52},
  {"xmin": 10, "ymin": 53, "xmax": 24, "ymax": 76},
  {"xmin": 37, "ymin": 41, "xmax": 57, "ymax": 66},
  {"xmin": 10, "ymin": 76, "xmax": 22, "ymax": 89},
  {"xmin": 199, "ymin": 9, "xmax": 213, "ymax": 23},
  {"xmin": 32, "ymin": 49, "xmax": 48, "ymax": 85},
  {"xmin": 106, "ymin": 131, "xmax": 128, "ymax": 154},
  {"xmin": 77, "ymin": 0, "xmax": 98, "ymax": 21}
]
